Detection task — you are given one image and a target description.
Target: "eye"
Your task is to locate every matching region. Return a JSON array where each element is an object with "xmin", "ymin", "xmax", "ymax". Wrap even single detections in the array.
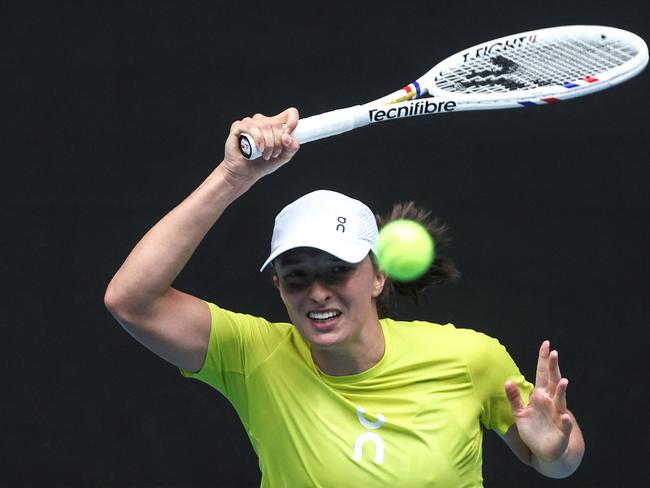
[
  {"xmin": 328, "ymin": 265, "xmax": 354, "ymax": 281},
  {"xmin": 331, "ymin": 265, "xmax": 350, "ymax": 274},
  {"xmin": 284, "ymin": 270, "xmax": 306, "ymax": 279},
  {"xmin": 281, "ymin": 269, "xmax": 311, "ymax": 289}
]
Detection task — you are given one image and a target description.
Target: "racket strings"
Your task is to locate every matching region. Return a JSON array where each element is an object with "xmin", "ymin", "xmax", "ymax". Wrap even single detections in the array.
[{"xmin": 435, "ymin": 36, "xmax": 639, "ymax": 94}]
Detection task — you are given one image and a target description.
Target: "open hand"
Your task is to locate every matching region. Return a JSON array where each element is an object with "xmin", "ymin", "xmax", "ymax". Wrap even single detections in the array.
[{"xmin": 505, "ymin": 340, "xmax": 573, "ymax": 462}]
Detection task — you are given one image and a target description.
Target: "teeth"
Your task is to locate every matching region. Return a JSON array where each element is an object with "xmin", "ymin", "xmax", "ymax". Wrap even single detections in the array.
[{"xmin": 308, "ymin": 311, "xmax": 340, "ymax": 320}]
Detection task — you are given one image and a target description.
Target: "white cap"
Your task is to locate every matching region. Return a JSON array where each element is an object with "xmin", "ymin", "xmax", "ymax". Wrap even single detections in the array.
[{"xmin": 260, "ymin": 190, "xmax": 379, "ymax": 271}]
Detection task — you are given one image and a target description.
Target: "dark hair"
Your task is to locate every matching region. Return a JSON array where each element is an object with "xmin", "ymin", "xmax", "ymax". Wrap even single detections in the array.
[{"xmin": 373, "ymin": 202, "xmax": 461, "ymax": 317}]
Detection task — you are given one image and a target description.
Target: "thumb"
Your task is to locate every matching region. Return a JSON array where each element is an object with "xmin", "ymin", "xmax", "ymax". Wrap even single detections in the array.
[
  {"xmin": 505, "ymin": 380, "xmax": 526, "ymax": 414},
  {"xmin": 275, "ymin": 107, "xmax": 300, "ymax": 132}
]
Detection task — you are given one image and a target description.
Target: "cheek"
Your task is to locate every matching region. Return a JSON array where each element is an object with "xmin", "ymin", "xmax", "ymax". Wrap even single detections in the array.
[
  {"xmin": 279, "ymin": 290, "xmax": 293, "ymax": 308},
  {"xmin": 279, "ymin": 288, "xmax": 303, "ymax": 315},
  {"xmin": 345, "ymin": 278, "xmax": 378, "ymax": 306}
]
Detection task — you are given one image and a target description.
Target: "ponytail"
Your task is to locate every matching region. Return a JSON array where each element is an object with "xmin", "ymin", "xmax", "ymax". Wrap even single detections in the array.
[{"xmin": 373, "ymin": 202, "xmax": 460, "ymax": 317}]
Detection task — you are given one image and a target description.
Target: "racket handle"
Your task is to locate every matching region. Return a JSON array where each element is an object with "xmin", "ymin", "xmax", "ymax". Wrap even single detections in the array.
[{"xmin": 239, "ymin": 106, "xmax": 368, "ymax": 159}]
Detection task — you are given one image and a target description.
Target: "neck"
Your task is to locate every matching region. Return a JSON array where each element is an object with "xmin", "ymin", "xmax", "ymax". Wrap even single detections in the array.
[{"xmin": 311, "ymin": 319, "xmax": 385, "ymax": 376}]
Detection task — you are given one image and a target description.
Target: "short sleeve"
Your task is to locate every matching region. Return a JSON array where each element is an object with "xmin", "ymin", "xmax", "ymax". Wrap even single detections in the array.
[
  {"xmin": 463, "ymin": 331, "xmax": 533, "ymax": 434},
  {"xmin": 180, "ymin": 303, "xmax": 290, "ymax": 401}
]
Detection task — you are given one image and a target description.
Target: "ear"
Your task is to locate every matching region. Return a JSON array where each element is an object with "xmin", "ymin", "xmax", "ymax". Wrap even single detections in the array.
[
  {"xmin": 271, "ymin": 272, "xmax": 289, "ymax": 305},
  {"xmin": 372, "ymin": 270, "xmax": 387, "ymax": 298},
  {"xmin": 271, "ymin": 272, "xmax": 280, "ymax": 290}
]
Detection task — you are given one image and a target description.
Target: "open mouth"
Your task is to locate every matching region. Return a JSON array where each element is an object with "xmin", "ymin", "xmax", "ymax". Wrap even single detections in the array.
[{"xmin": 307, "ymin": 310, "xmax": 341, "ymax": 321}]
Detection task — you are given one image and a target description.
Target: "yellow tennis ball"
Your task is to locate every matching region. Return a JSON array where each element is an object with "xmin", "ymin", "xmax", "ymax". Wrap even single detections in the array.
[{"xmin": 376, "ymin": 220, "xmax": 435, "ymax": 281}]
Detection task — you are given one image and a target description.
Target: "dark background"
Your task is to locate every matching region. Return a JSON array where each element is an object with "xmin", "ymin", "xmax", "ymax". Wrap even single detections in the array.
[{"xmin": 3, "ymin": 1, "xmax": 649, "ymax": 486}]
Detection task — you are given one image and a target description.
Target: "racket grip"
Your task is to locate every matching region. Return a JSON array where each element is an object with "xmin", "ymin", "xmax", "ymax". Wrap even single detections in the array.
[{"xmin": 239, "ymin": 106, "xmax": 368, "ymax": 160}]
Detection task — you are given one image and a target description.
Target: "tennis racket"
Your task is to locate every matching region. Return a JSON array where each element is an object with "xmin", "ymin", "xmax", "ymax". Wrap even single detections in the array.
[{"xmin": 239, "ymin": 25, "xmax": 647, "ymax": 160}]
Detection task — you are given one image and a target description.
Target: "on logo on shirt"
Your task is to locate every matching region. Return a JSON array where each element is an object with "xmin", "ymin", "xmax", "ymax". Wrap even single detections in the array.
[{"xmin": 352, "ymin": 407, "xmax": 386, "ymax": 464}]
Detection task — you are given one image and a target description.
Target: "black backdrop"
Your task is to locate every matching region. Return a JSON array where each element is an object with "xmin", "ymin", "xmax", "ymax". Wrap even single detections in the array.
[{"xmin": 3, "ymin": 1, "xmax": 649, "ymax": 487}]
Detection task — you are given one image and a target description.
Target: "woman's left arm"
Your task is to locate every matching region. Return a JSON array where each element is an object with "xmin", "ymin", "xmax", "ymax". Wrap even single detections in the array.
[{"xmin": 499, "ymin": 340, "xmax": 585, "ymax": 478}]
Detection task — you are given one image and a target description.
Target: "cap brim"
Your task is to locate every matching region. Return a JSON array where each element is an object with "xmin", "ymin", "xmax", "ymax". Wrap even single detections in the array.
[{"xmin": 259, "ymin": 238, "xmax": 372, "ymax": 271}]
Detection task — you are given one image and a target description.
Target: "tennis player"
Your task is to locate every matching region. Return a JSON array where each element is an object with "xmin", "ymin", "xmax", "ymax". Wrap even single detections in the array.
[{"xmin": 105, "ymin": 108, "xmax": 584, "ymax": 486}]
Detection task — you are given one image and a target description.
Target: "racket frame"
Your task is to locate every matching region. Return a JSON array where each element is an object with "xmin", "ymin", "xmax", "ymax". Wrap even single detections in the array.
[{"xmin": 240, "ymin": 25, "xmax": 648, "ymax": 159}]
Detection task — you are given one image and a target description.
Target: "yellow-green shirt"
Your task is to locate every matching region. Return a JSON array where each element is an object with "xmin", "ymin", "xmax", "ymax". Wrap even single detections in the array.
[{"xmin": 182, "ymin": 303, "xmax": 532, "ymax": 487}]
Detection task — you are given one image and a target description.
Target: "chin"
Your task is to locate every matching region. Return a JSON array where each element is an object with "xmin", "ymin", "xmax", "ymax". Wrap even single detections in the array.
[{"xmin": 302, "ymin": 327, "xmax": 346, "ymax": 350}]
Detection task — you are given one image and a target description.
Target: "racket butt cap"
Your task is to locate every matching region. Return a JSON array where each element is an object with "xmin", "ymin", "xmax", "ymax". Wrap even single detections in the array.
[{"xmin": 239, "ymin": 134, "xmax": 261, "ymax": 160}]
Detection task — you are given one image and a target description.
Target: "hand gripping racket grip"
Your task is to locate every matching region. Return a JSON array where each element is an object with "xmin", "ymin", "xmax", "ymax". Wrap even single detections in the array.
[{"xmin": 239, "ymin": 106, "xmax": 369, "ymax": 159}]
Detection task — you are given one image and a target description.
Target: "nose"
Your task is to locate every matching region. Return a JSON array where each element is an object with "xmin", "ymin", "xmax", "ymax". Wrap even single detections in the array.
[{"xmin": 307, "ymin": 279, "xmax": 332, "ymax": 303}]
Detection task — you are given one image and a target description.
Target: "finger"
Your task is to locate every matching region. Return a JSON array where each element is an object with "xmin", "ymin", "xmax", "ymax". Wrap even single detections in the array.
[
  {"xmin": 276, "ymin": 106, "xmax": 300, "ymax": 132},
  {"xmin": 559, "ymin": 412, "xmax": 573, "ymax": 436},
  {"xmin": 504, "ymin": 380, "xmax": 526, "ymax": 414},
  {"xmin": 281, "ymin": 129, "xmax": 291, "ymax": 145},
  {"xmin": 270, "ymin": 123, "xmax": 286, "ymax": 159},
  {"xmin": 271, "ymin": 110, "xmax": 299, "ymax": 159},
  {"xmin": 272, "ymin": 132, "xmax": 300, "ymax": 164},
  {"xmin": 534, "ymin": 340, "xmax": 551, "ymax": 390},
  {"xmin": 550, "ymin": 350, "xmax": 562, "ymax": 382},
  {"xmin": 231, "ymin": 119, "xmax": 265, "ymax": 158},
  {"xmin": 250, "ymin": 113, "xmax": 277, "ymax": 161},
  {"xmin": 253, "ymin": 113, "xmax": 292, "ymax": 160},
  {"xmin": 555, "ymin": 378, "xmax": 569, "ymax": 413},
  {"xmin": 282, "ymin": 134, "xmax": 300, "ymax": 158},
  {"xmin": 548, "ymin": 349, "xmax": 562, "ymax": 397}
]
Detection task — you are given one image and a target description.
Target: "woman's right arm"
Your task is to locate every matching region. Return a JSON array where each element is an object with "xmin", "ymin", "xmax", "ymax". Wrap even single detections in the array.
[{"xmin": 104, "ymin": 108, "xmax": 300, "ymax": 372}]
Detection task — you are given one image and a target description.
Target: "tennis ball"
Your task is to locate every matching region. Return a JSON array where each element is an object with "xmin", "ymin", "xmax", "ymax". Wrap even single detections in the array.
[{"xmin": 376, "ymin": 219, "xmax": 435, "ymax": 281}]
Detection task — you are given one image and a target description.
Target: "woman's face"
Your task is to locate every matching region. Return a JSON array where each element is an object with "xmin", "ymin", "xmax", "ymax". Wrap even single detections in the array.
[{"xmin": 273, "ymin": 248, "xmax": 386, "ymax": 352}]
